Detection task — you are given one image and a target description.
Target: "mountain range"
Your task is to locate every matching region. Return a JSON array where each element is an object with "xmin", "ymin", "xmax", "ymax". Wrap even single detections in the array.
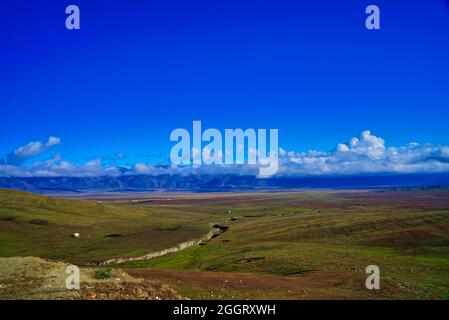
[{"xmin": 0, "ymin": 172, "xmax": 448, "ymax": 193}]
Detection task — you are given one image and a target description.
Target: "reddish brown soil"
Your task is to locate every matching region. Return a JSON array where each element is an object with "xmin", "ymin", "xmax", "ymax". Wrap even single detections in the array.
[
  {"xmin": 126, "ymin": 268, "xmax": 418, "ymax": 300},
  {"xmin": 78, "ymin": 279, "xmax": 182, "ymax": 300},
  {"xmin": 338, "ymin": 191, "xmax": 449, "ymax": 209}
]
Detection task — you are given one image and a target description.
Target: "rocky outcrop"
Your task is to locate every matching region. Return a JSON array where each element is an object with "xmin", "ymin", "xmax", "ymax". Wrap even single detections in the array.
[{"xmin": 0, "ymin": 257, "xmax": 182, "ymax": 300}]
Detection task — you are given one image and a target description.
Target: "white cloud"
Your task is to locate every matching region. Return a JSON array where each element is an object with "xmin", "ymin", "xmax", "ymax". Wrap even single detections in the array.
[
  {"xmin": 4, "ymin": 136, "xmax": 61, "ymax": 165},
  {"xmin": 1, "ymin": 131, "xmax": 449, "ymax": 177},
  {"xmin": 0, "ymin": 158, "xmax": 121, "ymax": 177},
  {"xmin": 337, "ymin": 144, "xmax": 350, "ymax": 152},
  {"xmin": 278, "ymin": 130, "xmax": 449, "ymax": 176},
  {"xmin": 47, "ymin": 136, "xmax": 61, "ymax": 147},
  {"xmin": 133, "ymin": 163, "xmax": 151, "ymax": 174}
]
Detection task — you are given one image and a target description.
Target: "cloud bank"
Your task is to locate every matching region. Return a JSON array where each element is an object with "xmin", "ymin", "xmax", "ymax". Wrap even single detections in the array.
[
  {"xmin": 1, "ymin": 131, "xmax": 449, "ymax": 177},
  {"xmin": 278, "ymin": 130, "xmax": 449, "ymax": 176}
]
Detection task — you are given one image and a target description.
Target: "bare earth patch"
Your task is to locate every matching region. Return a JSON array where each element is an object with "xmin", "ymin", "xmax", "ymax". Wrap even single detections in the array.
[
  {"xmin": 0, "ymin": 257, "xmax": 181, "ymax": 300},
  {"xmin": 126, "ymin": 268, "xmax": 419, "ymax": 300}
]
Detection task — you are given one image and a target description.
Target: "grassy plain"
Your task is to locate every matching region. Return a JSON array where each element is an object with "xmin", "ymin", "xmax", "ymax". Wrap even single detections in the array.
[
  {"xmin": 0, "ymin": 189, "xmax": 215, "ymax": 265},
  {"xmin": 1, "ymin": 188, "xmax": 448, "ymax": 299}
]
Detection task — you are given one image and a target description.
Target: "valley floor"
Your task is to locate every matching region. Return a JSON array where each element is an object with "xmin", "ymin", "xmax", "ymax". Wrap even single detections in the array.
[{"xmin": 1, "ymin": 188, "xmax": 448, "ymax": 299}]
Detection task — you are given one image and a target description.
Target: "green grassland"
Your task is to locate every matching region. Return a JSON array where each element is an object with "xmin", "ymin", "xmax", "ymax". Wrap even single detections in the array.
[
  {"xmin": 120, "ymin": 190, "xmax": 449, "ymax": 299},
  {"xmin": 1, "ymin": 188, "xmax": 448, "ymax": 299},
  {"xmin": 0, "ymin": 189, "xmax": 219, "ymax": 265}
]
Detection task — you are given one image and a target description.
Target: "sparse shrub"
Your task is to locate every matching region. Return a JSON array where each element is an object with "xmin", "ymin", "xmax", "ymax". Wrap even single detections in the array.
[
  {"xmin": 106, "ymin": 233, "xmax": 122, "ymax": 238},
  {"xmin": 28, "ymin": 218, "xmax": 48, "ymax": 225},
  {"xmin": 0, "ymin": 216, "xmax": 16, "ymax": 221},
  {"xmin": 95, "ymin": 268, "xmax": 112, "ymax": 280}
]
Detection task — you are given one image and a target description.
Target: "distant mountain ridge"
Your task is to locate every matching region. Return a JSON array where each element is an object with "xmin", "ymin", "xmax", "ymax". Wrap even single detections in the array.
[{"xmin": 0, "ymin": 173, "xmax": 448, "ymax": 193}]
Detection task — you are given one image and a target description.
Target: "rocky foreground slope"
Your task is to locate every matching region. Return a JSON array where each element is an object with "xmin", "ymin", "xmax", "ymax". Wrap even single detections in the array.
[{"xmin": 0, "ymin": 257, "xmax": 182, "ymax": 300}]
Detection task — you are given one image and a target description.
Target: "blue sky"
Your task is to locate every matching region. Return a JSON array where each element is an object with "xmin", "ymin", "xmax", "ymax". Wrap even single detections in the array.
[{"xmin": 1, "ymin": 1, "xmax": 449, "ymax": 176}]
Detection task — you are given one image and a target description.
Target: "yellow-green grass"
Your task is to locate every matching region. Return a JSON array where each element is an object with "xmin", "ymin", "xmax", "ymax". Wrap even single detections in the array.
[
  {"xmin": 1, "ymin": 188, "xmax": 449, "ymax": 299},
  {"xmin": 120, "ymin": 191, "xmax": 449, "ymax": 299},
  {"xmin": 0, "ymin": 189, "xmax": 222, "ymax": 265}
]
